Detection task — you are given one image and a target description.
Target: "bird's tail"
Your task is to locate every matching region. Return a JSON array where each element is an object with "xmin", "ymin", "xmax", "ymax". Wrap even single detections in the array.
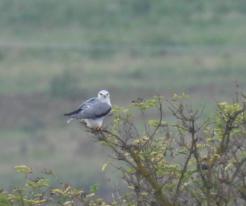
[
  {"xmin": 64, "ymin": 108, "xmax": 81, "ymax": 116},
  {"xmin": 64, "ymin": 112, "xmax": 73, "ymax": 116},
  {"xmin": 66, "ymin": 118, "xmax": 74, "ymax": 124}
]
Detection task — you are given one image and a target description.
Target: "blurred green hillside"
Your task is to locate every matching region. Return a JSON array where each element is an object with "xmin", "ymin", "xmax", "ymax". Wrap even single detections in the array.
[
  {"xmin": 1, "ymin": 0, "xmax": 246, "ymax": 45},
  {"xmin": 0, "ymin": 0, "xmax": 246, "ymax": 95},
  {"xmin": 0, "ymin": 0, "xmax": 246, "ymax": 196}
]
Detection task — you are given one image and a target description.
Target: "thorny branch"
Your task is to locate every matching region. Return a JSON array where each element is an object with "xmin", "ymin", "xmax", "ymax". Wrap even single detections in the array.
[{"xmin": 85, "ymin": 95, "xmax": 246, "ymax": 206}]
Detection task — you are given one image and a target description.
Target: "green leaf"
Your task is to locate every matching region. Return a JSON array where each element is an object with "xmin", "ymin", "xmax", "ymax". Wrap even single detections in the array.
[
  {"xmin": 15, "ymin": 165, "xmax": 32, "ymax": 174},
  {"xmin": 0, "ymin": 194, "xmax": 11, "ymax": 206},
  {"xmin": 26, "ymin": 178, "xmax": 49, "ymax": 189},
  {"xmin": 101, "ymin": 161, "xmax": 110, "ymax": 172},
  {"xmin": 90, "ymin": 184, "xmax": 99, "ymax": 193}
]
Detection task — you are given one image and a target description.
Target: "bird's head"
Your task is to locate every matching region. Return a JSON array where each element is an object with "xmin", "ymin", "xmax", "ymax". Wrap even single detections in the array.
[{"xmin": 97, "ymin": 90, "xmax": 110, "ymax": 103}]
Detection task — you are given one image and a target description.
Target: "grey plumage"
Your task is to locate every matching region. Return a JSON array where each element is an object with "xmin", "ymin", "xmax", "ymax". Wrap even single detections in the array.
[
  {"xmin": 64, "ymin": 98, "xmax": 111, "ymax": 119},
  {"xmin": 64, "ymin": 90, "xmax": 112, "ymax": 128}
]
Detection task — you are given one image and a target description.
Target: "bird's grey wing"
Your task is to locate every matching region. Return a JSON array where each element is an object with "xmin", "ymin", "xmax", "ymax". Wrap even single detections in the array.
[
  {"xmin": 64, "ymin": 97, "xmax": 96, "ymax": 117},
  {"xmin": 80, "ymin": 101, "xmax": 111, "ymax": 119},
  {"xmin": 78, "ymin": 97, "xmax": 96, "ymax": 110}
]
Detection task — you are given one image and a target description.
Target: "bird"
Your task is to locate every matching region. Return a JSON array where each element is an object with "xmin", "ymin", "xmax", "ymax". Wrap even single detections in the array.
[{"xmin": 64, "ymin": 90, "xmax": 112, "ymax": 129}]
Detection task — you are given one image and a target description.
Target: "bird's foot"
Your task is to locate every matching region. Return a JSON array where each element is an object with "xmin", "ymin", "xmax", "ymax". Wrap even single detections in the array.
[
  {"xmin": 95, "ymin": 126, "xmax": 102, "ymax": 132},
  {"xmin": 84, "ymin": 126, "xmax": 103, "ymax": 134}
]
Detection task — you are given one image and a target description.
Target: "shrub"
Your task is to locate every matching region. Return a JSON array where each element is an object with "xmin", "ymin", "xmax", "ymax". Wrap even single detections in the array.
[{"xmin": 2, "ymin": 94, "xmax": 246, "ymax": 205}]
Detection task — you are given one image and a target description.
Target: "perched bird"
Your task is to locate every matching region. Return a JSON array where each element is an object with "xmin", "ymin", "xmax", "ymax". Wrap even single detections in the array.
[{"xmin": 64, "ymin": 90, "xmax": 112, "ymax": 129}]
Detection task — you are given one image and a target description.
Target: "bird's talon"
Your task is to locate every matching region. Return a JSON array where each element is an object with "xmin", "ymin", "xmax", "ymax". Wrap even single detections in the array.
[{"xmin": 96, "ymin": 127, "xmax": 102, "ymax": 132}]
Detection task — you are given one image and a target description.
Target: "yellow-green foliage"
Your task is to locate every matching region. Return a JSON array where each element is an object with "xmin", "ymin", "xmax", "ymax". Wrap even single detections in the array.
[
  {"xmin": 2, "ymin": 95, "xmax": 246, "ymax": 206},
  {"xmin": 4, "ymin": 165, "xmax": 113, "ymax": 206}
]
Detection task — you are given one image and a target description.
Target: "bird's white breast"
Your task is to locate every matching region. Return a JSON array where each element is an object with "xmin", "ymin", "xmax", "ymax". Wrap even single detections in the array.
[{"xmin": 84, "ymin": 118, "xmax": 104, "ymax": 128}]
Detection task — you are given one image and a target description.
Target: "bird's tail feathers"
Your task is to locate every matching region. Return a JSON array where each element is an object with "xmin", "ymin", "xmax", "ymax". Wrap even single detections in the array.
[
  {"xmin": 64, "ymin": 112, "xmax": 72, "ymax": 116},
  {"xmin": 64, "ymin": 108, "xmax": 81, "ymax": 116},
  {"xmin": 66, "ymin": 118, "xmax": 74, "ymax": 124}
]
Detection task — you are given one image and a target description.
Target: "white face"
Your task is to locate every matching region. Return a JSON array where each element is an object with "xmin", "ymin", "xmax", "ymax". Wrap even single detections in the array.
[{"xmin": 97, "ymin": 90, "xmax": 110, "ymax": 99}]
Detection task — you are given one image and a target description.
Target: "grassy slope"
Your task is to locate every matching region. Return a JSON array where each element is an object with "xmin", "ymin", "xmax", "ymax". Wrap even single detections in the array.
[
  {"xmin": 0, "ymin": 0, "xmax": 245, "ymax": 94},
  {"xmin": 0, "ymin": 0, "xmax": 246, "ymax": 45},
  {"xmin": 0, "ymin": 0, "xmax": 246, "ymax": 190}
]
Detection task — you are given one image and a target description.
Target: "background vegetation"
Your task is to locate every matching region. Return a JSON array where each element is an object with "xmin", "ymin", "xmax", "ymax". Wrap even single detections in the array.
[
  {"xmin": 0, "ymin": 0, "xmax": 246, "ymax": 201},
  {"xmin": 1, "ymin": 95, "xmax": 246, "ymax": 205}
]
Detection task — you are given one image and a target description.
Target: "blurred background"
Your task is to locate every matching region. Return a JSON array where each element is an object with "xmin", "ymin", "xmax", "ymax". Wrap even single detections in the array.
[{"xmin": 0, "ymin": 0, "xmax": 246, "ymax": 197}]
